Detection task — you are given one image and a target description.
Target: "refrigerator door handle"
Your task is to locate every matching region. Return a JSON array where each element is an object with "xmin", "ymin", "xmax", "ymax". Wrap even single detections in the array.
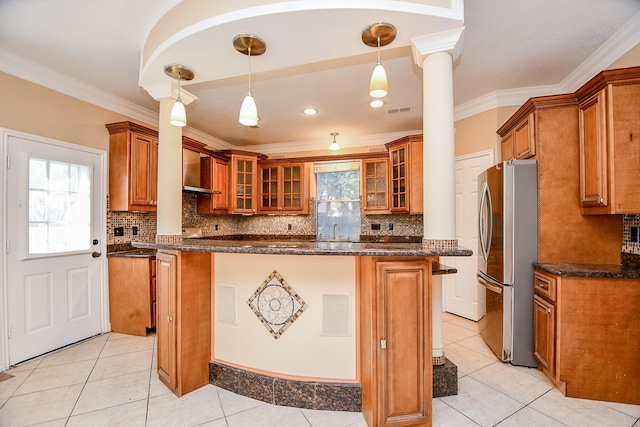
[
  {"xmin": 477, "ymin": 272, "xmax": 503, "ymax": 294},
  {"xmin": 478, "ymin": 181, "xmax": 492, "ymax": 262}
]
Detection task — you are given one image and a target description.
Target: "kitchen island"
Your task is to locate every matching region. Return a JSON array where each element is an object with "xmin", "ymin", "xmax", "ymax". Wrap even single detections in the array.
[{"xmin": 133, "ymin": 238, "xmax": 470, "ymax": 427}]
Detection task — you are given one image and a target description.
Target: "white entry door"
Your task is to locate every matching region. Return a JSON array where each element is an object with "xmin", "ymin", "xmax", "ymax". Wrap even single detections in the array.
[
  {"xmin": 4, "ymin": 130, "xmax": 106, "ymax": 365},
  {"xmin": 442, "ymin": 150, "xmax": 494, "ymax": 321}
]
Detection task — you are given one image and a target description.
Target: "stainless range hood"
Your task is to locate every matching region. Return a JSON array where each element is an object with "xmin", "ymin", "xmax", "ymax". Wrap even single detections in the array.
[{"xmin": 183, "ymin": 148, "xmax": 218, "ymax": 194}]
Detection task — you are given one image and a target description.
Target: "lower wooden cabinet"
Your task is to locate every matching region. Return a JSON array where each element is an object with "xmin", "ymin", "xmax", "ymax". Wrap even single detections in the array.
[
  {"xmin": 532, "ymin": 294, "xmax": 554, "ymax": 373},
  {"xmin": 156, "ymin": 250, "xmax": 212, "ymax": 397},
  {"xmin": 359, "ymin": 256, "xmax": 433, "ymax": 427},
  {"xmin": 533, "ymin": 269, "xmax": 640, "ymax": 404},
  {"xmin": 108, "ymin": 256, "xmax": 156, "ymax": 336}
]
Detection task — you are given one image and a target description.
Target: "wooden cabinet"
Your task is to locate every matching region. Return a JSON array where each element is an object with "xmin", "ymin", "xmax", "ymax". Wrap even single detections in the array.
[
  {"xmin": 228, "ymin": 152, "xmax": 259, "ymax": 214},
  {"xmin": 258, "ymin": 161, "xmax": 310, "ymax": 214},
  {"xmin": 532, "ymin": 268, "xmax": 640, "ymax": 404},
  {"xmin": 108, "ymin": 256, "xmax": 156, "ymax": 336},
  {"xmin": 197, "ymin": 156, "xmax": 229, "ymax": 214},
  {"xmin": 500, "ymin": 113, "xmax": 535, "ymax": 161},
  {"xmin": 106, "ymin": 122, "xmax": 158, "ymax": 211},
  {"xmin": 156, "ymin": 250, "xmax": 212, "ymax": 397},
  {"xmin": 499, "ymin": 94, "xmax": 622, "ymax": 265},
  {"xmin": 385, "ymin": 135, "xmax": 423, "ymax": 214},
  {"xmin": 359, "ymin": 256, "xmax": 433, "ymax": 426},
  {"xmin": 532, "ymin": 271, "xmax": 556, "ymax": 374},
  {"xmin": 362, "ymin": 157, "xmax": 390, "ymax": 214},
  {"xmin": 577, "ymin": 67, "xmax": 640, "ymax": 214}
]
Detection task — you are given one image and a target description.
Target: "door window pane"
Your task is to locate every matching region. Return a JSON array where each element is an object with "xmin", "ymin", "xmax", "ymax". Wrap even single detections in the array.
[{"xmin": 28, "ymin": 157, "xmax": 91, "ymax": 255}]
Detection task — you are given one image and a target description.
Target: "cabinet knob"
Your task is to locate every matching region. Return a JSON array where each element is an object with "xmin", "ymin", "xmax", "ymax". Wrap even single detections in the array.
[
  {"xmin": 597, "ymin": 197, "xmax": 603, "ymax": 204},
  {"xmin": 167, "ymin": 315, "xmax": 173, "ymax": 322},
  {"xmin": 546, "ymin": 308, "xmax": 551, "ymax": 314}
]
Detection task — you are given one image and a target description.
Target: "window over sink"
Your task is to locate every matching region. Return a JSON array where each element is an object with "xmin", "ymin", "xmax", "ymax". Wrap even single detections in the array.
[{"xmin": 315, "ymin": 160, "xmax": 361, "ymax": 242}]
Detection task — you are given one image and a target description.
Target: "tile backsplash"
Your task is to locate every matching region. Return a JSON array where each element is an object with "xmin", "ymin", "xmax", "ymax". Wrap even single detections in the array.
[
  {"xmin": 623, "ymin": 214, "xmax": 640, "ymax": 255},
  {"xmin": 107, "ymin": 193, "xmax": 424, "ymax": 244},
  {"xmin": 108, "ymin": 196, "xmax": 639, "ymax": 257}
]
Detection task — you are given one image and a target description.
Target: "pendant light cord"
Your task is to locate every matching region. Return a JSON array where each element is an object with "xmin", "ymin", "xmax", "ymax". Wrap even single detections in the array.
[
  {"xmin": 247, "ymin": 46, "xmax": 252, "ymax": 95},
  {"xmin": 376, "ymin": 35, "xmax": 381, "ymax": 65}
]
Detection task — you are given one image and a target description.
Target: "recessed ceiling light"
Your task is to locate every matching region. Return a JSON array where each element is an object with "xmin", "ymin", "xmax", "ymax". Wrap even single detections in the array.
[
  {"xmin": 370, "ymin": 99, "xmax": 384, "ymax": 108},
  {"xmin": 303, "ymin": 108, "xmax": 318, "ymax": 115}
]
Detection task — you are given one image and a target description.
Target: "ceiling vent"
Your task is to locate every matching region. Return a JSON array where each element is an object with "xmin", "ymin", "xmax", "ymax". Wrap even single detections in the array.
[{"xmin": 387, "ymin": 106, "xmax": 413, "ymax": 115}]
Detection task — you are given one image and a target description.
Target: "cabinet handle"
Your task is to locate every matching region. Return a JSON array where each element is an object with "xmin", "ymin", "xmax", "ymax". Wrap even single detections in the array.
[
  {"xmin": 167, "ymin": 315, "xmax": 173, "ymax": 322},
  {"xmin": 546, "ymin": 308, "xmax": 551, "ymax": 314},
  {"xmin": 597, "ymin": 197, "xmax": 603, "ymax": 204},
  {"xmin": 538, "ymin": 283, "xmax": 547, "ymax": 289},
  {"xmin": 381, "ymin": 339, "xmax": 387, "ymax": 349}
]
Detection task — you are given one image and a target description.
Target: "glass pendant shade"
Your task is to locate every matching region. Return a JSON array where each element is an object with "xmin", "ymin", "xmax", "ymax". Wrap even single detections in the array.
[
  {"xmin": 329, "ymin": 132, "xmax": 340, "ymax": 151},
  {"xmin": 239, "ymin": 92, "xmax": 258, "ymax": 126},
  {"xmin": 369, "ymin": 63, "xmax": 388, "ymax": 98},
  {"xmin": 170, "ymin": 99, "xmax": 187, "ymax": 127}
]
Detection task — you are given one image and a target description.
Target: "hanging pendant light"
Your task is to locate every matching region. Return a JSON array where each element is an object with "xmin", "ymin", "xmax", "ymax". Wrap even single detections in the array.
[
  {"xmin": 329, "ymin": 132, "xmax": 340, "ymax": 151},
  {"xmin": 233, "ymin": 34, "xmax": 266, "ymax": 127},
  {"xmin": 362, "ymin": 23, "xmax": 396, "ymax": 99},
  {"xmin": 164, "ymin": 64, "xmax": 194, "ymax": 127}
]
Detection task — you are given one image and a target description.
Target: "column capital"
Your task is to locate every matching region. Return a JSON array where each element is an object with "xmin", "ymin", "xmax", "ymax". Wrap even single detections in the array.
[
  {"xmin": 410, "ymin": 26, "xmax": 465, "ymax": 67},
  {"xmin": 144, "ymin": 81, "xmax": 198, "ymax": 105}
]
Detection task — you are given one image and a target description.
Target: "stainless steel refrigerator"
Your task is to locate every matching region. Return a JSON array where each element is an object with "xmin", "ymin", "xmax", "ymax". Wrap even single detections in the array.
[{"xmin": 477, "ymin": 160, "xmax": 538, "ymax": 368}]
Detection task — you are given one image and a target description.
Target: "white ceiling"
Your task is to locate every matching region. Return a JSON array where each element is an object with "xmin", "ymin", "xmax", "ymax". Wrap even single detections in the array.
[{"xmin": 1, "ymin": 0, "xmax": 639, "ymax": 153}]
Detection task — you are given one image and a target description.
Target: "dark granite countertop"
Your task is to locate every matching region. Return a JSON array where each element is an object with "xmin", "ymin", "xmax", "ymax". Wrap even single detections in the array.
[
  {"xmin": 106, "ymin": 248, "xmax": 157, "ymax": 258},
  {"xmin": 132, "ymin": 238, "xmax": 472, "ymax": 257},
  {"xmin": 533, "ymin": 262, "xmax": 640, "ymax": 279}
]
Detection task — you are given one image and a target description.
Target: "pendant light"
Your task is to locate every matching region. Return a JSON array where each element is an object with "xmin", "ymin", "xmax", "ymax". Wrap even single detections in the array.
[
  {"xmin": 233, "ymin": 34, "xmax": 266, "ymax": 127},
  {"xmin": 362, "ymin": 23, "xmax": 396, "ymax": 98},
  {"xmin": 329, "ymin": 132, "xmax": 340, "ymax": 151},
  {"xmin": 164, "ymin": 64, "xmax": 194, "ymax": 127}
]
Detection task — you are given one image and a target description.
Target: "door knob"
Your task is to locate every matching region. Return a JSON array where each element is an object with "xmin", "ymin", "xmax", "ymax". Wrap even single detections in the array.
[{"xmin": 91, "ymin": 252, "xmax": 102, "ymax": 258}]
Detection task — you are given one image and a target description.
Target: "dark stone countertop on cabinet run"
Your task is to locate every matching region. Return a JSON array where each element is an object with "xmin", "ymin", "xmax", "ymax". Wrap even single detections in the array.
[
  {"xmin": 132, "ymin": 238, "xmax": 472, "ymax": 258},
  {"xmin": 106, "ymin": 244, "xmax": 156, "ymax": 258},
  {"xmin": 533, "ymin": 262, "xmax": 640, "ymax": 279}
]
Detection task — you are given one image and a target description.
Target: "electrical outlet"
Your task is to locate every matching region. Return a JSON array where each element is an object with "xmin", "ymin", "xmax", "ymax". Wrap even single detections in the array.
[
  {"xmin": 389, "ymin": 223, "xmax": 394, "ymax": 231},
  {"xmin": 114, "ymin": 226, "xmax": 124, "ymax": 236},
  {"xmin": 215, "ymin": 224, "xmax": 219, "ymax": 231},
  {"xmin": 631, "ymin": 226, "xmax": 639, "ymax": 243},
  {"xmin": 371, "ymin": 223, "xmax": 381, "ymax": 231},
  {"xmin": 132, "ymin": 226, "xmax": 138, "ymax": 236},
  {"xmin": 288, "ymin": 224, "xmax": 292, "ymax": 231}
]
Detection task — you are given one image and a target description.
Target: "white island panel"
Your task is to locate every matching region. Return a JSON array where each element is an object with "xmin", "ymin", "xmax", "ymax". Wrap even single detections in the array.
[{"xmin": 214, "ymin": 253, "xmax": 357, "ymax": 380}]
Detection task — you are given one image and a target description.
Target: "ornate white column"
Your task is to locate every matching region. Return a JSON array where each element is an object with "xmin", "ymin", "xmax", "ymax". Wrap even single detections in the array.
[
  {"xmin": 146, "ymin": 83, "xmax": 197, "ymax": 243},
  {"xmin": 411, "ymin": 27, "xmax": 464, "ymax": 365}
]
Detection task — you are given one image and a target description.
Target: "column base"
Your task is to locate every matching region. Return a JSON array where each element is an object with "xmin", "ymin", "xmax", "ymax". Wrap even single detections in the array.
[
  {"xmin": 432, "ymin": 354, "xmax": 447, "ymax": 366},
  {"xmin": 423, "ymin": 238, "xmax": 458, "ymax": 250},
  {"xmin": 433, "ymin": 358, "xmax": 458, "ymax": 397},
  {"xmin": 155, "ymin": 234, "xmax": 183, "ymax": 244}
]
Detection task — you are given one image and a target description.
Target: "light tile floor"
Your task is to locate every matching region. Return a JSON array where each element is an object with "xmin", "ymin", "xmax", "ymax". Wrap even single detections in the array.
[{"xmin": 0, "ymin": 313, "xmax": 638, "ymax": 426}]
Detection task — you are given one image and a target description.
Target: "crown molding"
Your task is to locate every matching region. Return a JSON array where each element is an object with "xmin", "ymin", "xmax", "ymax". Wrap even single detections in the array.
[
  {"xmin": 242, "ymin": 130, "xmax": 422, "ymax": 155},
  {"xmin": 559, "ymin": 10, "xmax": 640, "ymax": 93},
  {"xmin": 454, "ymin": 11, "xmax": 640, "ymax": 121},
  {"xmin": 0, "ymin": 48, "xmax": 160, "ymax": 128}
]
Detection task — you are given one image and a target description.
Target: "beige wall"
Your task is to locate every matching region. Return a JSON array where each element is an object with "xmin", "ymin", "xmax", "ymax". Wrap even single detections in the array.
[
  {"xmin": 609, "ymin": 43, "xmax": 640, "ymax": 69},
  {"xmin": 453, "ymin": 106, "xmax": 519, "ymax": 159},
  {"xmin": 0, "ymin": 72, "xmax": 146, "ymax": 152}
]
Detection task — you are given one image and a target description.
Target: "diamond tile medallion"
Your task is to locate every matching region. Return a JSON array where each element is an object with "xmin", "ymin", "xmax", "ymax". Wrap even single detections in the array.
[{"xmin": 247, "ymin": 270, "xmax": 308, "ymax": 339}]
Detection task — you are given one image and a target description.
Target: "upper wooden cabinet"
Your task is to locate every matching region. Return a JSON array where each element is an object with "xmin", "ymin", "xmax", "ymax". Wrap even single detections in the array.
[
  {"xmin": 197, "ymin": 155, "xmax": 229, "ymax": 214},
  {"xmin": 258, "ymin": 161, "xmax": 310, "ymax": 214},
  {"xmin": 500, "ymin": 113, "xmax": 535, "ymax": 161},
  {"xmin": 227, "ymin": 151, "xmax": 259, "ymax": 214},
  {"xmin": 106, "ymin": 122, "xmax": 158, "ymax": 211},
  {"xmin": 576, "ymin": 67, "xmax": 640, "ymax": 214},
  {"xmin": 362, "ymin": 157, "xmax": 390, "ymax": 214},
  {"xmin": 385, "ymin": 135, "xmax": 423, "ymax": 214}
]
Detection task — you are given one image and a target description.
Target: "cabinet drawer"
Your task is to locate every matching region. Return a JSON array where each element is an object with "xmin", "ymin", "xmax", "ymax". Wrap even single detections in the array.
[{"xmin": 534, "ymin": 272, "xmax": 556, "ymax": 302}]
